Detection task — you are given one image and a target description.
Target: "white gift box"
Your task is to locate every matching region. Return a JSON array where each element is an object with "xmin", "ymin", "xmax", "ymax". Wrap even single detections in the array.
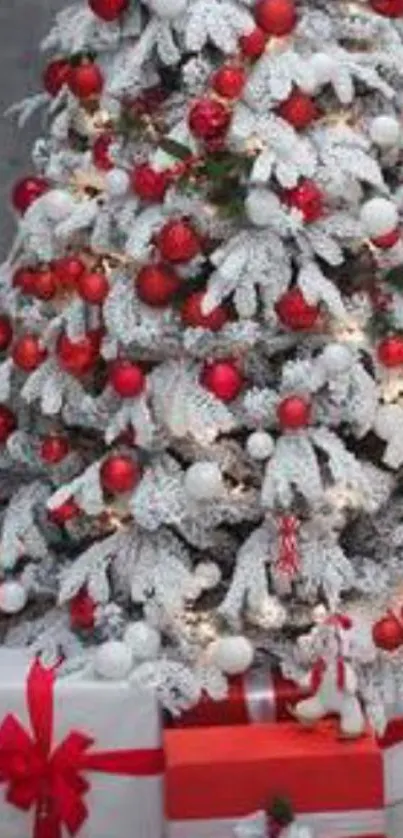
[{"xmin": 0, "ymin": 650, "xmax": 164, "ymax": 838}]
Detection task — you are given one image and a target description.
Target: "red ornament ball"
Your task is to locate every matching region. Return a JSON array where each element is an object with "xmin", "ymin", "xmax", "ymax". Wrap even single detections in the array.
[
  {"xmin": 92, "ymin": 134, "xmax": 114, "ymax": 171},
  {"xmin": 136, "ymin": 263, "xmax": 181, "ymax": 307},
  {"xmin": 69, "ymin": 589, "xmax": 96, "ymax": 630},
  {"xmin": 276, "ymin": 287, "xmax": 319, "ymax": 330},
  {"xmin": 188, "ymin": 98, "xmax": 231, "ymax": 140},
  {"xmin": 12, "ymin": 335, "xmax": 47, "ymax": 372},
  {"xmin": 40, "ymin": 434, "xmax": 70, "ymax": 464},
  {"xmin": 277, "ymin": 395, "xmax": 312, "ymax": 429},
  {"xmin": 201, "ymin": 359, "xmax": 243, "ymax": 402},
  {"xmin": 0, "ymin": 317, "xmax": 13, "ymax": 352},
  {"xmin": 255, "ymin": 0, "xmax": 297, "ymax": 35},
  {"xmin": 373, "ymin": 614, "xmax": 403, "ymax": 651},
  {"xmin": 32, "ymin": 268, "xmax": 57, "ymax": 301},
  {"xmin": 239, "ymin": 26, "xmax": 267, "ymax": 58},
  {"xmin": 0, "ymin": 405, "xmax": 16, "ymax": 444},
  {"xmin": 43, "ymin": 58, "xmax": 71, "ymax": 97},
  {"xmin": 13, "ymin": 267, "xmax": 37, "ymax": 294},
  {"xmin": 100, "ymin": 454, "xmax": 141, "ymax": 494},
  {"xmin": 131, "ymin": 163, "xmax": 168, "ymax": 202},
  {"xmin": 157, "ymin": 219, "xmax": 201, "ymax": 263},
  {"xmin": 11, "ymin": 177, "xmax": 49, "ymax": 214},
  {"xmin": 88, "ymin": 0, "xmax": 128, "ymax": 20},
  {"xmin": 77, "ymin": 271, "xmax": 109, "ymax": 304},
  {"xmin": 377, "ymin": 336, "xmax": 403, "ymax": 368},
  {"xmin": 68, "ymin": 62, "xmax": 104, "ymax": 100},
  {"xmin": 181, "ymin": 291, "xmax": 230, "ymax": 331},
  {"xmin": 49, "ymin": 498, "xmax": 81, "ymax": 525},
  {"xmin": 57, "ymin": 330, "xmax": 101, "ymax": 377},
  {"xmin": 109, "ymin": 359, "xmax": 146, "ymax": 398},
  {"xmin": 282, "ymin": 179, "xmax": 324, "ymax": 223},
  {"xmin": 277, "ymin": 90, "xmax": 318, "ymax": 129},
  {"xmin": 212, "ymin": 65, "xmax": 247, "ymax": 99},
  {"xmin": 53, "ymin": 256, "xmax": 86, "ymax": 291},
  {"xmin": 371, "ymin": 229, "xmax": 400, "ymax": 249},
  {"xmin": 370, "ymin": 0, "xmax": 403, "ymax": 15}
]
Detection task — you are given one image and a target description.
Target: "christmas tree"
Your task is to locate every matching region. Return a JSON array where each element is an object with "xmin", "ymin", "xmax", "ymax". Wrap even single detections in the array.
[{"xmin": 2, "ymin": 0, "xmax": 403, "ymax": 729}]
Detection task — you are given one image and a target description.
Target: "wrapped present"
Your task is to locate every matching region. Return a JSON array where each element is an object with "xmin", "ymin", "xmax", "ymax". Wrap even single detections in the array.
[
  {"xmin": 378, "ymin": 717, "xmax": 403, "ymax": 809},
  {"xmin": 172, "ymin": 667, "xmax": 304, "ymax": 728},
  {"xmin": 164, "ymin": 720, "xmax": 386, "ymax": 838},
  {"xmin": 0, "ymin": 649, "xmax": 164, "ymax": 838}
]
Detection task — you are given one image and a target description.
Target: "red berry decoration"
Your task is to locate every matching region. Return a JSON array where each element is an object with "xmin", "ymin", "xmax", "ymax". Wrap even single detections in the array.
[
  {"xmin": 370, "ymin": 0, "xmax": 403, "ymax": 15},
  {"xmin": 32, "ymin": 268, "xmax": 58, "ymax": 301},
  {"xmin": 277, "ymin": 395, "xmax": 312, "ymax": 429},
  {"xmin": 136, "ymin": 263, "xmax": 181, "ymax": 307},
  {"xmin": 377, "ymin": 336, "xmax": 403, "ymax": 368},
  {"xmin": 282, "ymin": 180, "xmax": 324, "ymax": 223},
  {"xmin": 49, "ymin": 498, "xmax": 81, "ymax": 525},
  {"xmin": 12, "ymin": 335, "xmax": 47, "ymax": 372},
  {"xmin": 157, "ymin": 219, "xmax": 201, "ymax": 263},
  {"xmin": 239, "ymin": 26, "xmax": 267, "ymax": 58},
  {"xmin": 277, "ymin": 90, "xmax": 318, "ymax": 130},
  {"xmin": 201, "ymin": 359, "xmax": 243, "ymax": 402},
  {"xmin": 11, "ymin": 177, "xmax": 49, "ymax": 214},
  {"xmin": 188, "ymin": 98, "xmax": 231, "ymax": 140},
  {"xmin": 212, "ymin": 65, "xmax": 246, "ymax": 99},
  {"xmin": 0, "ymin": 317, "xmax": 13, "ymax": 352},
  {"xmin": 77, "ymin": 271, "xmax": 109, "ymax": 304},
  {"xmin": 255, "ymin": 0, "xmax": 297, "ymax": 35},
  {"xmin": 109, "ymin": 359, "xmax": 146, "ymax": 398},
  {"xmin": 181, "ymin": 291, "xmax": 230, "ymax": 331},
  {"xmin": 100, "ymin": 454, "xmax": 141, "ymax": 494},
  {"xmin": 53, "ymin": 256, "xmax": 86, "ymax": 291},
  {"xmin": 373, "ymin": 613, "xmax": 403, "ymax": 651},
  {"xmin": 131, "ymin": 164, "xmax": 168, "ymax": 202},
  {"xmin": 0, "ymin": 405, "xmax": 16, "ymax": 444},
  {"xmin": 13, "ymin": 267, "xmax": 37, "ymax": 294},
  {"xmin": 40, "ymin": 434, "xmax": 70, "ymax": 464},
  {"xmin": 92, "ymin": 134, "xmax": 114, "ymax": 171},
  {"xmin": 276, "ymin": 287, "xmax": 319, "ymax": 330},
  {"xmin": 69, "ymin": 589, "xmax": 96, "ymax": 630},
  {"xmin": 89, "ymin": 0, "xmax": 128, "ymax": 20},
  {"xmin": 371, "ymin": 229, "xmax": 400, "ymax": 249},
  {"xmin": 57, "ymin": 330, "xmax": 101, "ymax": 377},
  {"xmin": 68, "ymin": 62, "xmax": 104, "ymax": 100},
  {"xmin": 43, "ymin": 58, "xmax": 71, "ymax": 97}
]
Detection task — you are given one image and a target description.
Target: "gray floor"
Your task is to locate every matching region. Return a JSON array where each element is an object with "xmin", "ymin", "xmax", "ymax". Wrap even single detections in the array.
[{"xmin": 0, "ymin": 0, "xmax": 64, "ymax": 260}]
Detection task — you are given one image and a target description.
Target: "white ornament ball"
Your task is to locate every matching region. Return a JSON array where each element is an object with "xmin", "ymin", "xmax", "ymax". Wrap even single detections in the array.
[
  {"xmin": 40, "ymin": 189, "xmax": 77, "ymax": 221},
  {"xmin": 123, "ymin": 621, "xmax": 161, "ymax": 660},
  {"xmin": 360, "ymin": 197, "xmax": 398, "ymax": 238},
  {"xmin": 370, "ymin": 116, "xmax": 400, "ymax": 149},
  {"xmin": 312, "ymin": 603, "xmax": 328, "ymax": 624},
  {"xmin": 194, "ymin": 561, "xmax": 222, "ymax": 590},
  {"xmin": 0, "ymin": 581, "xmax": 28, "ymax": 614},
  {"xmin": 245, "ymin": 189, "xmax": 274, "ymax": 227},
  {"xmin": 184, "ymin": 462, "xmax": 224, "ymax": 501},
  {"xmin": 320, "ymin": 343, "xmax": 353, "ymax": 374},
  {"xmin": 246, "ymin": 430, "xmax": 275, "ymax": 461},
  {"xmin": 208, "ymin": 635, "xmax": 254, "ymax": 675},
  {"xmin": 374, "ymin": 404, "xmax": 403, "ymax": 441},
  {"xmin": 104, "ymin": 169, "xmax": 131, "ymax": 198},
  {"xmin": 146, "ymin": 0, "xmax": 187, "ymax": 18},
  {"xmin": 94, "ymin": 640, "xmax": 133, "ymax": 680}
]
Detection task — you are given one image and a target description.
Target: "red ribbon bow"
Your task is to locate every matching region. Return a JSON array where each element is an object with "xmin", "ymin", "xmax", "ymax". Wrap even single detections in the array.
[{"xmin": 0, "ymin": 659, "xmax": 164, "ymax": 838}]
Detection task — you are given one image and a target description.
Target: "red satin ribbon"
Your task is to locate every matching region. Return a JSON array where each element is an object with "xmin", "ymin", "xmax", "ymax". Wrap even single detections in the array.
[{"xmin": 0, "ymin": 659, "xmax": 164, "ymax": 838}]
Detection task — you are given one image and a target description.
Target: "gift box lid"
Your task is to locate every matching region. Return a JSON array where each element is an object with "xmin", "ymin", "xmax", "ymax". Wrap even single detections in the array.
[{"xmin": 164, "ymin": 721, "xmax": 384, "ymax": 821}]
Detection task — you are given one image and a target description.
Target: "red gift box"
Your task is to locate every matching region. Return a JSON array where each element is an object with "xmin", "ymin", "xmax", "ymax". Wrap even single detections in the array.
[{"xmin": 165, "ymin": 720, "xmax": 386, "ymax": 838}]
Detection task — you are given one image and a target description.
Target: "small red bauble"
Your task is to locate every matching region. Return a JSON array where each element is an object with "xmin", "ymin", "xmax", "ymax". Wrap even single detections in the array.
[
  {"xmin": 13, "ymin": 267, "xmax": 37, "ymax": 294},
  {"xmin": 255, "ymin": 0, "xmax": 297, "ymax": 34},
  {"xmin": 57, "ymin": 330, "xmax": 101, "ymax": 377},
  {"xmin": 377, "ymin": 336, "xmax": 403, "ymax": 368},
  {"xmin": 212, "ymin": 65, "xmax": 247, "ymax": 99},
  {"xmin": 131, "ymin": 164, "xmax": 168, "ymax": 202},
  {"xmin": 0, "ymin": 317, "xmax": 13, "ymax": 352},
  {"xmin": 201, "ymin": 359, "xmax": 243, "ymax": 401},
  {"xmin": 277, "ymin": 395, "xmax": 312, "ymax": 429},
  {"xmin": 68, "ymin": 62, "xmax": 104, "ymax": 100},
  {"xmin": 100, "ymin": 454, "xmax": 141, "ymax": 494},
  {"xmin": 373, "ymin": 614, "xmax": 403, "ymax": 651},
  {"xmin": 49, "ymin": 498, "xmax": 80, "ymax": 525},
  {"xmin": 277, "ymin": 90, "xmax": 318, "ymax": 130},
  {"xmin": 11, "ymin": 177, "xmax": 49, "ymax": 214},
  {"xmin": 157, "ymin": 219, "xmax": 201, "ymax": 263},
  {"xmin": 92, "ymin": 134, "xmax": 114, "ymax": 171},
  {"xmin": 282, "ymin": 180, "xmax": 324, "ymax": 223},
  {"xmin": 53, "ymin": 256, "xmax": 86, "ymax": 291},
  {"xmin": 181, "ymin": 291, "xmax": 230, "ymax": 331},
  {"xmin": 371, "ymin": 229, "xmax": 400, "ymax": 249},
  {"xmin": 109, "ymin": 359, "xmax": 146, "ymax": 398},
  {"xmin": 239, "ymin": 27, "xmax": 267, "ymax": 58},
  {"xmin": 88, "ymin": 0, "xmax": 128, "ymax": 20},
  {"xmin": 12, "ymin": 335, "xmax": 47, "ymax": 372},
  {"xmin": 370, "ymin": 0, "xmax": 403, "ymax": 15},
  {"xmin": 276, "ymin": 287, "xmax": 319, "ymax": 330},
  {"xmin": 136, "ymin": 263, "xmax": 181, "ymax": 307},
  {"xmin": 188, "ymin": 98, "xmax": 231, "ymax": 140},
  {"xmin": 0, "ymin": 405, "xmax": 16, "ymax": 444},
  {"xmin": 77, "ymin": 271, "xmax": 109, "ymax": 304},
  {"xmin": 40, "ymin": 434, "xmax": 70, "ymax": 464},
  {"xmin": 32, "ymin": 268, "xmax": 58, "ymax": 301},
  {"xmin": 69, "ymin": 589, "xmax": 96, "ymax": 630},
  {"xmin": 43, "ymin": 58, "xmax": 71, "ymax": 97}
]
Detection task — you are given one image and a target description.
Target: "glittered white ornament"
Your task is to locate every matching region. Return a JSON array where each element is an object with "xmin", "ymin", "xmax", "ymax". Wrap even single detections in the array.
[
  {"xmin": 184, "ymin": 462, "xmax": 224, "ymax": 501},
  {"xmin": 208, "ymin": 635, "xmax": 254, "ymax": 675},
  {"xmin": 0, "ymin": 580, "xmax": 27, "ymax": 614},
  {"xmin": 104, "ymin": 169, "xmax": 131, "ymax": 197},
  {"xmin": 245, "ymin": 189, "xmax": 273, "ymax": 227},
  {"xmin": 145, "ymin": 0, "xmax": 187, "ymax": 18},
  {"xmin": 369, "ymin": 116, "xmax": 400, "ymax": 149},
  {"xmin": 360, "ymin": 197, "xmax": 398, "ymax": 238},
  {"xmin": 39, "ymin": 189, "xmax": 77, "ymax": 221},
  {"xmin": 320, "ymin": 343, "xmax": 353, "ymax": 374},
  {"xmin": 194, "ymin": 561, "xmax": 222, "ymax": 590},
  {"xmin": 374, "ymin": 404, "xmax": 403, "ymax": 440},
  {"xmin": 246, "ymin": 430, "xmax": 275, "ymax": 460},
  {"xmin": 123, "ymin": 621, "xmax": 161, "ymax": 660},
  {"xmin": 94, "ymin": 640, "xmax": 133, "ymax": 680}
]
